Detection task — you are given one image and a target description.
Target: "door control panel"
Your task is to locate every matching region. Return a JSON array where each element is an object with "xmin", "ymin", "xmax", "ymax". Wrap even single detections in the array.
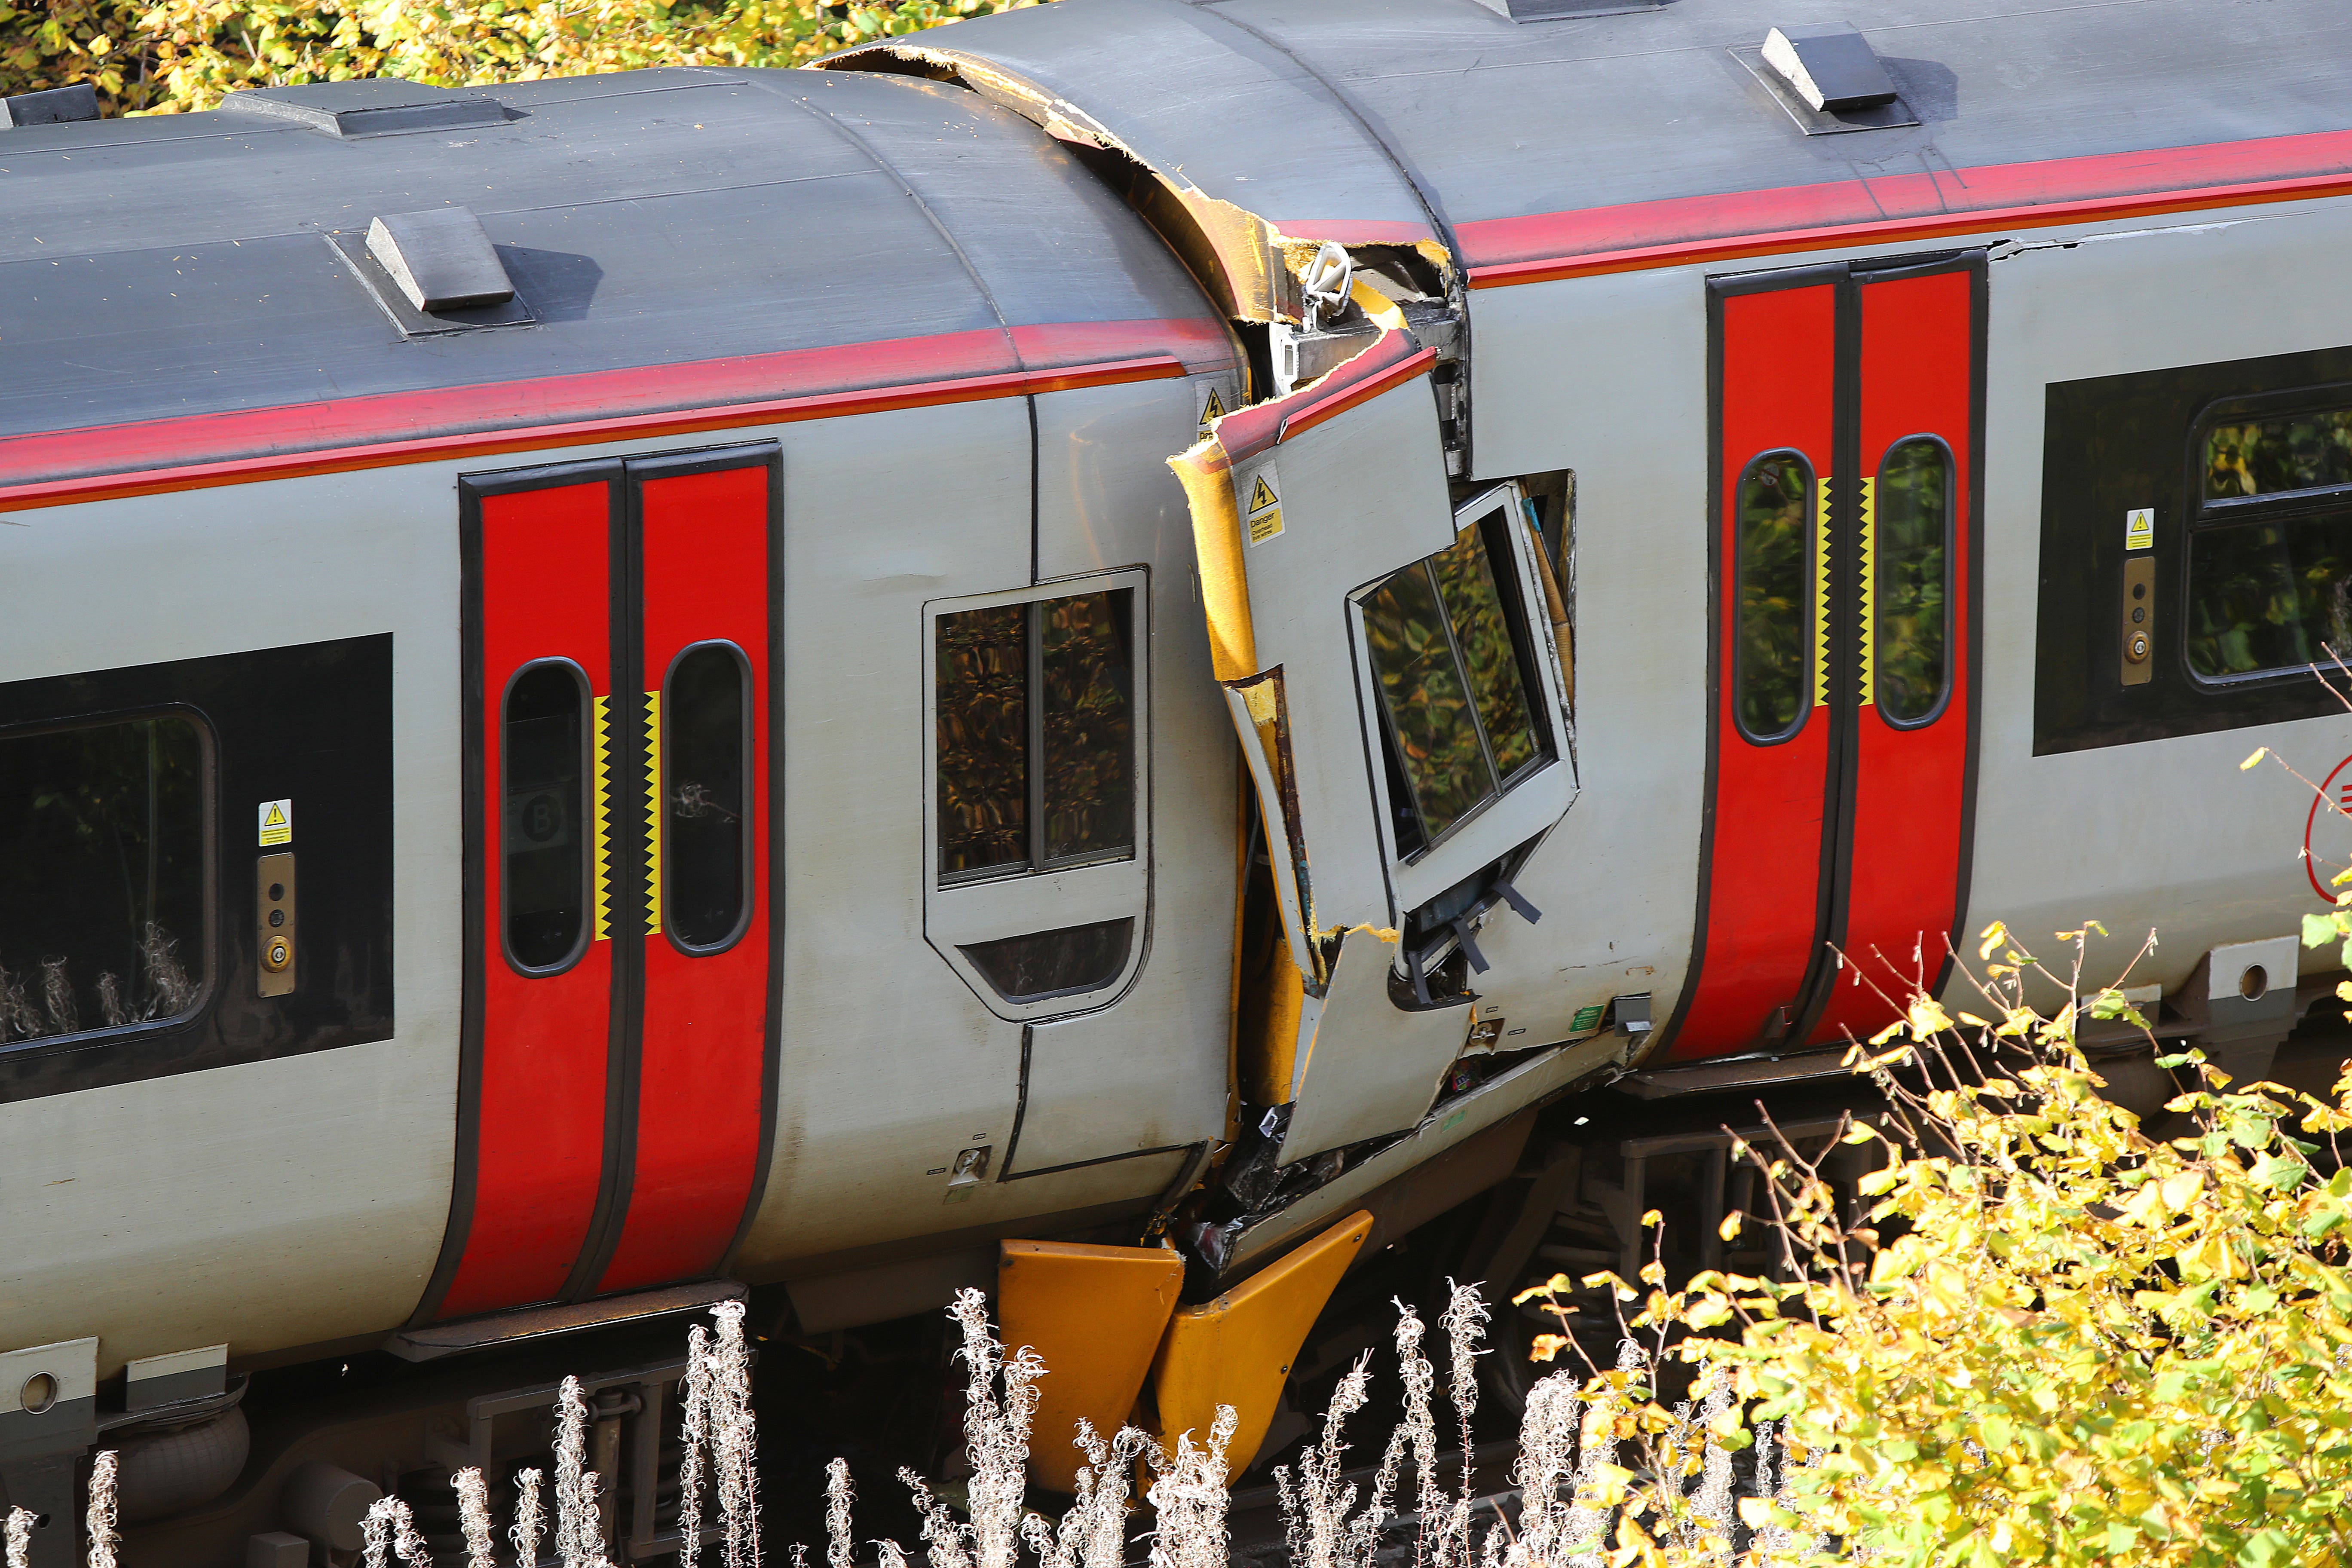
[
  {"xmin": 2121, "ymin": 555, "xmax": 2155, "ymax": 686},
  {"xmin": 257, "ymin": 852, "xmax": 297, "ymax": 996}
]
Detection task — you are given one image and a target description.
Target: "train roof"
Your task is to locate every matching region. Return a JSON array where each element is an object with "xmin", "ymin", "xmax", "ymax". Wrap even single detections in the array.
[
  {"xmin": 828, "ymin": 0, "xmax": 2352, "ymax": 274},
  {"xmin": 0, "ymin": 67, "xmax": 1231, "ymax": 476}
]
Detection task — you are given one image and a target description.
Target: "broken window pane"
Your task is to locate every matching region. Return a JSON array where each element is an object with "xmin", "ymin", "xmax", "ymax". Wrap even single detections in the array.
[
  {"xmin": 666, "ymin": 643, "xmax": 750, "ymax": 949},
  {"xmin": 1432, "ymin": 512, "xmax": 1542, "ymax": 782},
  {"xmin": 504, "ymin": 661, "xmax": 588, "ymax": 971},
  {"xmin": 1041, "ymin": 590, "xmax": 1135, "ymax": 864},
  {"xmin": 0, "ymin": 714, "xmax": 207, "ymax": 1044},
  {"xmin": 1735, "ymin": 452, "xmax": 1815, "ymax": 741},
  {"xmin": 1874, "ymin": 437, "xmax": 1951, "ymax": 723},
  {"xmin": 936, "ymin": 604, "xmax": 1030, "ymax": 878},
  {"xmin": 1363, "ymin": 560, "xmax": 1493, "ymax": 842}
]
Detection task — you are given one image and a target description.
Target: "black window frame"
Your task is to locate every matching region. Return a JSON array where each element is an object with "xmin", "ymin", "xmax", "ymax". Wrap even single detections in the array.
[
  {"xmin": 0, "ymin": 702, "xmax": 219, "ymax": 1052},
  {"xmin": 1871, "ymin": 432, "xmax": 1957, "ymax": 729},
  {"xmin": 1358, "ymin": 492, "xmax": 1562, "ymax": 864},
  {"xmin": 1730, "ymin": 447, "xmax": 1819, "ymax": 747},
  {"xmin": 932, "ymin": 585, "xmax": 1141, "ymax": 889},
  {"xmin": 498, "ymin": 656, "xmax": 594, "ymax": 977},
  {"xmin": 661, "ymin": 637, "xmax": 756, "ymax": 956}
]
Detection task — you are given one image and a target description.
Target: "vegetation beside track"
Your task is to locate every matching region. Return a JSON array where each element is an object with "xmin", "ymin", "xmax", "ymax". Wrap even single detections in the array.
[{"xmin": 0, "ymin": 0, "xmax": 1034, "ymax": 117}]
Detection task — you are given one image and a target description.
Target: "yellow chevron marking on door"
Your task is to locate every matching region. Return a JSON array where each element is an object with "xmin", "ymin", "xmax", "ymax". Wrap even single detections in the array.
[
  {"xmin": 1858, "ymin": 475, "xmax": 1877, "ymax": 706},
  {"xmin": 643, "ymin": 690, "xmax": 663, "ymax": 934},
  {"xmin": 1813, "ymin": 479, "xmax": 1831, "ymax": 708},
  {"xmin": 590, "ymin": 695, "xmax": 612, "ymax": 940}
]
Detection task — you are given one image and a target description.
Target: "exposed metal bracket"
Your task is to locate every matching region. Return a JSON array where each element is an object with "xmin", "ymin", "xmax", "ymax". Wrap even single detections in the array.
[{"xmin": 384, "ymin": 1279, "xmax": 745, "ymax": 1363}]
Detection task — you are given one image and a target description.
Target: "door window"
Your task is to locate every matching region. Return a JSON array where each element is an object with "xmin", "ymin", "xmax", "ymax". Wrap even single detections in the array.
[
  {"xmin": 663, "ymin": 641, "xmax": 752, "ymax": 951},
  {"xmin": 1733, "ymin": 451, "xmax": 1816, "ymax": 742},
  {"xmin": 0, "ymin": 714, "xmax": 207, "ymax": 1043},
  {"xmin": 1873, "ymin": 437, "xmax": 1953, "ymax": 723},
  {"xmin": 1361, "ymin": 503, "xmax": 1553, "ymax": 857},
  {"xmin": 502, "ymin": 660, "xmax": 590, "ymax": 972},
  {"xmin": 934, "ymin": 589, "xmax": 1136, "ymax": 883}
]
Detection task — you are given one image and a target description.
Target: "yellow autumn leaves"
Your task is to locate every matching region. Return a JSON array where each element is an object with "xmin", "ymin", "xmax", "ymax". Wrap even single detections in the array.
[
  {"xmin": 0, "ymin": 0, "xmax": 1037, "ymax": 118},
  {"xmin": 1512, "ymin": 919, "xmax": 2352, "ymax": 1566}
]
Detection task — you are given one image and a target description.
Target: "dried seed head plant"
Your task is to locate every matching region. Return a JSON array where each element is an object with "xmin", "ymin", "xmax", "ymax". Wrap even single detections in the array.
[
  {"xmin": 681, "ymin": 1300, "xmax": 762, "ymax": 1568},
  {"xmin": 551, "ymin": 1375, "xmax": 612, "ymax": 1568},
  {"xmin": 455, "ymin": 1465, "xmax": 498, "ymax": 1568},
  {"xmin": 1144, "ymin": 1405, "xmax": 1238, "ymax": 1568},
  {"xmin": 361, "ymin": 1495, "xmax": 434, "ymax": 1568},
  {"xmin": 511, "ymin": 1467, "xmax": 546, "ymax": 1568},
  {"xmin": 83, "ymin": 1449, "xmax": 118, "ymax": 1568},
  {"xmin": 5, "ymin": 1507, "xmax": 32, "ymax": 1568}
]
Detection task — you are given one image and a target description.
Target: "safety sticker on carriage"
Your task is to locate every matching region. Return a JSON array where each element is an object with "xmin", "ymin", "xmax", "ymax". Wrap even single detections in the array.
[
  {"xmin": 2125, "ymin": 508, "xmax": 2154, "ymax": 550},
  {"xmin": 257, "ymin": 799, "xmax": 293, "ymax": 847},
  {"xmin": 1244, "ymin": 465, "xmax": 1284, "ymax": 545},
  {"xmin": 1197, "ymin": 384, "xmax": 1227, "ymax": 441}
]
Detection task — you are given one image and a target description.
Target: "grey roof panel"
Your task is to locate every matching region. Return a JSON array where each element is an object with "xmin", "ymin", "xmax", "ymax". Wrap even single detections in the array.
[{"xmin": 0, "ymin": 68, "xmax": 1234, "ymax": 456}]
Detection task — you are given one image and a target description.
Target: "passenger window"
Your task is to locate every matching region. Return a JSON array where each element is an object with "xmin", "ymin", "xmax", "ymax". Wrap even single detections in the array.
[
  {"xmin": 503, "ymin": 661, "xmax": 589, "ymax": 972},
  {"xmin": 1361, "ymin": 503, "xmax": 1551, "ymax": 857},
  {"xmin": 1734, "ymin": 452, "xmax": 1815, "ymax": 741},
  {"xmin": 665, "ymin": 642, "xmax": 752, "ymax": 950},
  {"xmin": 935, "ymin": 588, "xmax": 1136, "ymax": 883},
  {"xmin": 2191, "ymin": 402, "xmax": 2352, "ymax": 680},
  {"xmin": 0, "ymin": 714, "xmax": 206, "ymax": 1044},
  {"xmin": 1874, "ymin": 438, "xmax": 1952, "ymax": 723}
]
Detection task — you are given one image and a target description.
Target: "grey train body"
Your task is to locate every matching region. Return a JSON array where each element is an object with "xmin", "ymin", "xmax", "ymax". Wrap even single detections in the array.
[{"xmin": 3, "ymin": 0, "xmax": 2351, "ymax": 1560}]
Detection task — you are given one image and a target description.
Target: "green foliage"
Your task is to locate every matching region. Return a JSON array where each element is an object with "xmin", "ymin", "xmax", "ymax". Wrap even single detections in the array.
[
  {"xmin": 1521, "ymin": 922, "xmax": 2352, "ymax": 1566},
  {"xmin": 0, "ymin": 0, "xmax": 1035, "ymax": 117}
]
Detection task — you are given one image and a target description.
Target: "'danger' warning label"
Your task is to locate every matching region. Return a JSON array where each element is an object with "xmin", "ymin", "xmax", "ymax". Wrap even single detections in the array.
[
  {"xmin": 1244, "ymin": 464, "xmax": 1284, "ymax": 545},
  {"xmin": 258, "ymin": 799, "xmax": 293, "ymax": 847}
]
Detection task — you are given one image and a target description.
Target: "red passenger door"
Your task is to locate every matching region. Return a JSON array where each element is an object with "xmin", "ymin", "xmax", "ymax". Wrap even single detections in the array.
[
  {"xmin": 1667, "ymin": 255, "xmax": 1981, "ymax": 1061},
  {"xmin": 420, "ymin": 445, "xmax": 778, "ymax": 1322}
]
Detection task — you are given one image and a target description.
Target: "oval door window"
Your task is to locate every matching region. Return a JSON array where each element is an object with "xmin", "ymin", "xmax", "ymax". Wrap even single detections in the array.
[
  {"xmin": 503, "ymin": 660, "xmax": 590, "ymax": 973},
  {"xmin": 1733, "ymin": 451, "xmax": 1816, "ymax": 743},
  {"xmin": 1874, "ymin": 437, "xmax": 1953, "ymax": 724},
  {"xmin": 665, "ymin": 641, "xmax": 752, "ymax": 952}
]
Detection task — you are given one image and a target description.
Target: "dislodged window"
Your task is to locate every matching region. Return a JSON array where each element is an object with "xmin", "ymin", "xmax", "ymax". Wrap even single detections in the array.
[
  {"xmin": 1361, "ymin": 500, "xmax": 1550, "ymax": 858},
  {"xmin": 1734, "ymin": 451, "xmax": 1816, "ymax": 741},
  {"xmin": 503, "ymin": 661, "xmax": 589, "ymax": 971},
  {"xmin": 936, "ymin": 589, "xmax": 1135, "ymax": 882},
  {"xmin": 665, "ymin": 642, "xmax": 751, "ymax": 950},
  {"xmin": 1874, "ymin": 437, "xmax": 1951, "ymax": 723},
  {"xmin": 0, "ymin": 714, "xmax": 207, "ymax": 1044},
  {"xmin": 2192, "ymin": 402, "xmax": 2352, "ymax": 680}
]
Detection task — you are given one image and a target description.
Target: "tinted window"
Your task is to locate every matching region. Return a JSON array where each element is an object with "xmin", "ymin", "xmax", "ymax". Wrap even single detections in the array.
[
  {"xmin": 503, "ymin": 662, "xmax": 588, "ymax": 971},
  {"xmin": 936, "ymin": 604, "xmax": 1031, "ymax": 879},
  {"xmin": 1362, "ymin": 512, "xmax": 1551, "ymax": 851},
  {"xmin": 935, "ymin": 590, "xmax": 1136, "ymax": 883},
  {"xmin": 665, "ymin": 643, "xmax": 751, "ymax": 949},
  {"xmin": 2188, "ymin": 515, "xmax": 2352, "ymax": 679},
  {"xmin": 0, "ymin": 715, "xmax": 206, "ymax": 1044},
  {"xmin": 958, "ymin": 918, "xmax": 1134, "ymax": 1004},
  {"xmin": 1874, "ymin": 438, "xmax": 1951, "ymax": 723},
  {"xmin": 1041, "ymin": 592, "xmax": 1134, "ymax": 864},
  {"xmin": 1734, "ymin": 452, "xmax": 1815, "ymax": 741},
  {"xmin": 2206, "ymin": 407, "xmax": 2352, "ymax": 499}
]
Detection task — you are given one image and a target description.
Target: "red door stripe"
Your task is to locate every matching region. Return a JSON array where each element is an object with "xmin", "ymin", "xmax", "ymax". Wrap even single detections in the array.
[
  {"xmin": 1813, "ymin": 269, "xmax": 1977, "ymax": 1044},
  {"xmin": 440, "ymin": 479, "xmax": 616, "ymax": 1318},
  {"xmin": 1670, "ymin": 283, "xmax": 1838, "ymax": 1060},
  {"xmin": 597, "ymin": 463, "xmax": 775, "ymax": 1292}
]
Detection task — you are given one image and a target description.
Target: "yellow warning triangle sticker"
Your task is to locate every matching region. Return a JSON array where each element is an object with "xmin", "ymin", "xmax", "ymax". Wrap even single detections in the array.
[
  {"xmin": 263, "ymin": 803, "xmax": 287, "ymax": 827},
  {"xmin": 1200, "ymin": 388, "xmax": 1225, "ymax": 425},
  {"xmin": 1248, "ymin": 475, "xmax": 1278, "ymax": 513}
]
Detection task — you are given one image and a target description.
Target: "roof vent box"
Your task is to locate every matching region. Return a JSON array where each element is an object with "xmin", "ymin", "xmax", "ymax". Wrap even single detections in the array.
[
  {"xmin": 328, "ymin": 206, "xmax": 532, "ymax": 337},
  {"xmin": 1735, "ymin": 22, "xmax": 1919, "ymax": 135},
  {"xmin": 3, "ymin": 83, "xmax": 100, "ymax": 129},
  {"xmin": 220, "ymin": 79, "xmax": 507, "ymax": 138}
]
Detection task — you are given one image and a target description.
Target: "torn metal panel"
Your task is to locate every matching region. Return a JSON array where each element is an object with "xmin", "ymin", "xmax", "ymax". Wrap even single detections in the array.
[
  {"xmin": 818, "ymin": 0, "xmax": 1449, "ymax": 323},
  {"xmin": 1279, "ymin": 927, "xmax": 1468, "ymax": 1164},
  {"xmin": 1166, "ymin": 287, "xmax": 1457, "ymax": 971}
]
